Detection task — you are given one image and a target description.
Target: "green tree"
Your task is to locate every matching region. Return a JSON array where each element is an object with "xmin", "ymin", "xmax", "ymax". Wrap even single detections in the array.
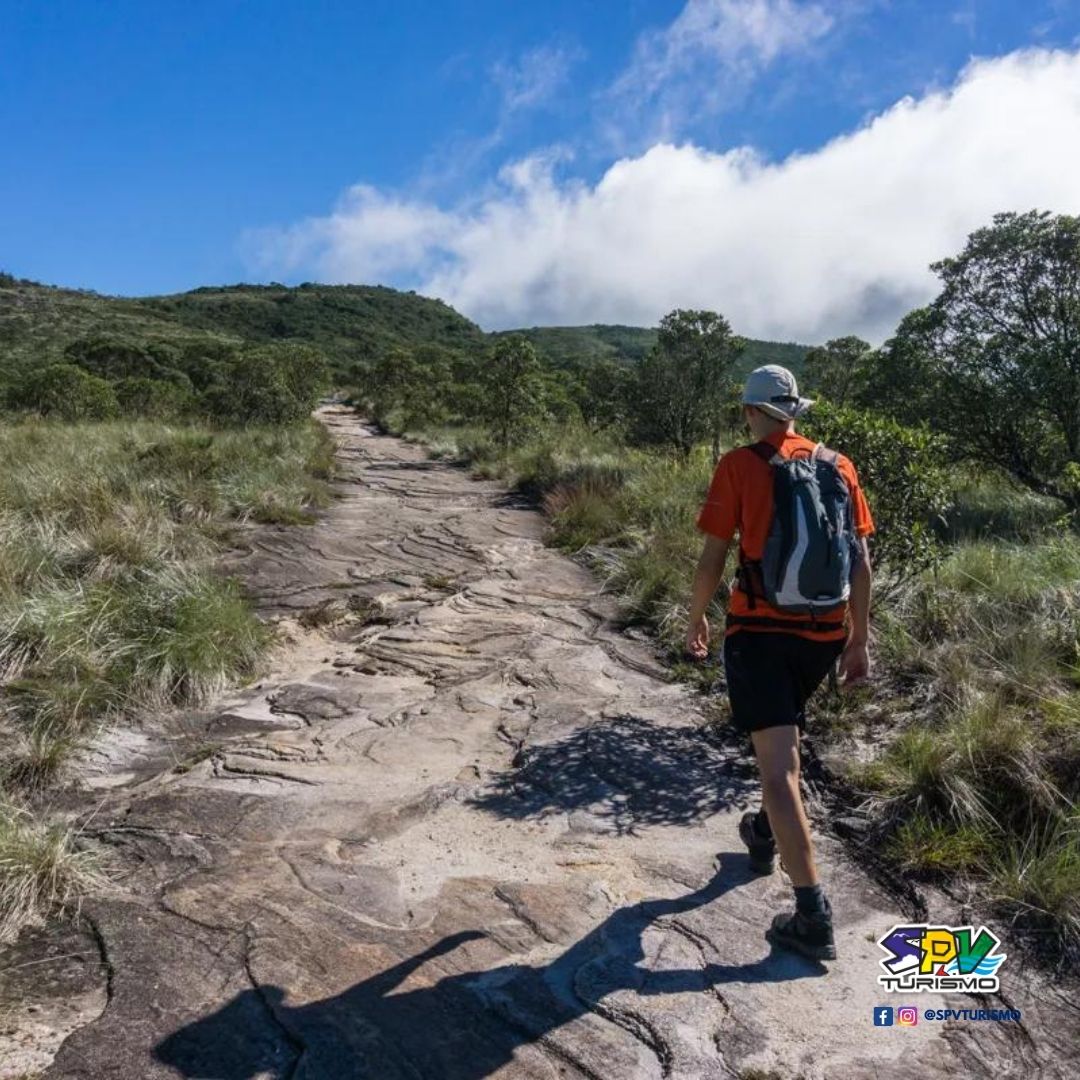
[
  {"xmin": 401, "ymin": 344, "xmax": 454, "ymax": 428},
  {"xmin": 631, "ymin": 309, "xmax": 744, "ymax": 457},
  {"xmin": 916, "ymin": 210, "xmax": 1080, "ymax": 503},
  {"xmin": 366, "ymin": 347, "xmax": 414, "ymax": 422},
  {"xmin": 801, "ymin": 336, "xmax": 873, "ymax": 406},
  {"xmin": 539, "ymin": 368, "xmax": 583, "ymax": 426},
  {"xmin": 862, "ymin": 308, "xmax": 945, "ymax": 428},
  {"xmin": 7, "ymin": 364, "xmax": 119, "ymax": 420},
  {"xmin": 575, "ymin": 358, "xmax": 635, "ymax": 428},
  {"xmin": 476, "ymin": 336, "xmax": 547, "ymax": 451}
]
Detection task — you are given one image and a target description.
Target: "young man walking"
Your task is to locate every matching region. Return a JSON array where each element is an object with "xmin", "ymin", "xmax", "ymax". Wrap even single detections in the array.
[{"xmin": 686, "ymin": 365, "xmax": 874, "ymax": 961}]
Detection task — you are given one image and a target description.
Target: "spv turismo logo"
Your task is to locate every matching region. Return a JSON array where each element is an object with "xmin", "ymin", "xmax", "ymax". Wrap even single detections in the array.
[{"xmin": 877, "ymin": 924, "xmax": 1006, "ymax": 993}]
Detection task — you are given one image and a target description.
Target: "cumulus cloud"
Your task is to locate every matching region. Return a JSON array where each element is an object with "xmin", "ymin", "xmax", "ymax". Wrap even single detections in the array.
[
  {"xmin": 245, "ymin": 48, "xmax": 1080, "ymax": 343},
  {"xmin": 605, "ymin": 0, "xmax": 835, "ymax": 142}
]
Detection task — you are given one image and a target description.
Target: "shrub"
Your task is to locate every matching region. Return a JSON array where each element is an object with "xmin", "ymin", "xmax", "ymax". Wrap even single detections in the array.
[
  {"xmin": 804, "ymin": 402, "xmax": 950, "ymax": 586},
  {"xmin": 114, "ymin": 376, "xmax": 194, "ymax": 419},
  {"xmin": 200, "ymin": 345, "xmax": 328, "ymax": 425},
  {"xmin": 7, "ymin": 364, "xmax": 118, "ymax": 421}
]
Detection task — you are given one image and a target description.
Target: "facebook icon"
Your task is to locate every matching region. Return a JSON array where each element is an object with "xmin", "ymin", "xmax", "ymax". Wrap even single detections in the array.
[{"xmin": 873, "ymin": 1006, "xmax": 894, "ymax": 1027}]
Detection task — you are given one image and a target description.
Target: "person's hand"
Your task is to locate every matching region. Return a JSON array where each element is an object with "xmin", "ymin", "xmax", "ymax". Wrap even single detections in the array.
[
  {"xmin": 838, "ymin": 636, "xmax": 871, "ymax": 687},
  {"xmin": 685, "ymin": 614, "xmax": 710, "ymax": 660}
]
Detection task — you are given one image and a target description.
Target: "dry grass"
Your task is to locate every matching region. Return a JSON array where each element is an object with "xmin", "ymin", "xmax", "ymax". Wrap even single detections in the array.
[
  {"xmin": 0, "ymin": 799, "xmax": 104, "ymax": 944},
  {"xmin": 0, "ymin": 415, "xmax": 334, "ymax": 941}
]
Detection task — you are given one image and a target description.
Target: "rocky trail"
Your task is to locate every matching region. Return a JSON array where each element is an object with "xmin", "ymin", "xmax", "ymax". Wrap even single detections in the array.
[{"xmin": 4, "ymin": 406, "xmax": 1077, "ymax": 1079}]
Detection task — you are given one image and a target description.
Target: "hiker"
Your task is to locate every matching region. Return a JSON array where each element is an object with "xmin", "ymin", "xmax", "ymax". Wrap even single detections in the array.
[{"xmin": 686, "ymin": 364, "xmax": 874, "ymax": 962}]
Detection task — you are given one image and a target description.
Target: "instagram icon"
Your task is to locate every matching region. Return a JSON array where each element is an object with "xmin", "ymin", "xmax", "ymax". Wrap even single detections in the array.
[{"xmin": 898, "ymin": 1007, "xmax": 919, "ymax": 1027}]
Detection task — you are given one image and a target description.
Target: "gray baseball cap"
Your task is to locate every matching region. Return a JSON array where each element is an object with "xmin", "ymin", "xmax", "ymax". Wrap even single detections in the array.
[{"xmin": 741, "ymin": 364, "xmax": 814, "ymax": 421}]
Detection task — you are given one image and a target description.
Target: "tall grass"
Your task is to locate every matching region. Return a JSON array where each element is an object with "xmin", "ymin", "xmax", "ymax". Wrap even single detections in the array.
[
  {"xmin": 0, "ymin": 415, "xmax": 333, "ymax": 940},
  {"xmin": 858, "ymin": 537, "xmax": 1080, "ymax": 962},
  {"xmin": 0, "ymin": 418, "xmax": 333, "ymax": 770},
  {"xmin": 0, "ymin": 796, "xmax": 103, "ymax": 943}
]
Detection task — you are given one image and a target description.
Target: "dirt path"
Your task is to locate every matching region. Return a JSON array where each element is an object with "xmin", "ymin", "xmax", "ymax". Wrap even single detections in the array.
[{"xmin": 11, "ymin": 407, "xmax": 1075, "ymax": 1078}]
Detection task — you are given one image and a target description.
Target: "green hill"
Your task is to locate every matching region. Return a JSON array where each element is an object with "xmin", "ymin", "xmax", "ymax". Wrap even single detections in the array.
[
  {"xmin": 0, "ymin": 277, "xmax": 486, "ymax": 378},
  {"xmin": 496, "ymin": 323, "xmax": 809, "ymax": 376},
  {"xmin": 0, "ymin": 275, "xmax": 808, "ymax": 385}
]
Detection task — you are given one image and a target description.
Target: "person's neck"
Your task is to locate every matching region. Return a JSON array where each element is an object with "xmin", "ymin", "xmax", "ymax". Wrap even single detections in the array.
[{"xmin": 750, "ymin": 419, "xmax": 795, "ymax": 442}]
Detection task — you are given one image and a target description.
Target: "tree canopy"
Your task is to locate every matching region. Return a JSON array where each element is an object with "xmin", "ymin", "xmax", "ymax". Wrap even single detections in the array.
[{"xmin": 631, "ymin": 309, "xmax": 744, "ymax": 457}]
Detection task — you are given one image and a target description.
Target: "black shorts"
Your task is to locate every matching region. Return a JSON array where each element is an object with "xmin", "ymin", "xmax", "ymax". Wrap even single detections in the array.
[{"xmin": 723, "ymin": 631, "xmax": 844, "ymax": 735}]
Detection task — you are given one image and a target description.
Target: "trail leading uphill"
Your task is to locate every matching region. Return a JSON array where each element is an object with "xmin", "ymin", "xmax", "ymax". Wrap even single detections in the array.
[{"xmin": 15, "ymin": 407, "xmax": 1076, "ymax": 1078}]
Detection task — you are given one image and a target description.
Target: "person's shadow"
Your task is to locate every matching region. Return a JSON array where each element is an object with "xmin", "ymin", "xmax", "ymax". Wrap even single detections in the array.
[{"xmin": 155, "ymin": 855, "xmax": 826, "ymax": 1079}]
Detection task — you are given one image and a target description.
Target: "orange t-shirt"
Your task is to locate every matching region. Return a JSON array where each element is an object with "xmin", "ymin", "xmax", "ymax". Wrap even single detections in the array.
[{"xmin": 696, "ymin": 429, "xmax": 875, "ymax": 641}]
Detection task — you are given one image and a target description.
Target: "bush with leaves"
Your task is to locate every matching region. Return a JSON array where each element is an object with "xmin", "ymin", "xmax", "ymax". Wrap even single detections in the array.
[
  {"xmin": 804, "ymin": 401, "xmax": 950, "ymax": 586},
  {"xmin": 200, "ymin": 345, "xmax": 328, "ymax": 425},
  {"xmin": 6, "ymin": 363, "xmax": 119, "ymax": 421},
  {"xmin": 114, "ymin": 376, "xmax": 194, "ymax": 419},
  {"xmin": 64, "ymin": 336, "xmax": 187, "ymax": 384}
]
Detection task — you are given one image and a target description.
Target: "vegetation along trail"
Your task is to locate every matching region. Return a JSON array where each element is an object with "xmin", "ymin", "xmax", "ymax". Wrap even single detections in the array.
[{"xmin": 15, "ymin": 406, "xmax": 1076, "ymax": 1079}]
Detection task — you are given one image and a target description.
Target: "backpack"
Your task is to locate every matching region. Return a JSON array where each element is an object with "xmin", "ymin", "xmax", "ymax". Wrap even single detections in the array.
[{"xmin": 735, "ymin": 441, "xmax": 858, "ymax": 619}]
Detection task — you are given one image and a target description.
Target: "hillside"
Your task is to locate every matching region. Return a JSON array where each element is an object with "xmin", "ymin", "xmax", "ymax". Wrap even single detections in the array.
[
  {"xmin": 0, "ymin": 277, "xmax": 485, "ymax": 377},
  {"xmin": 499, "ymin": 324, "xmax": 810, "ymax": 374},
  {"xmin": 0, "ymin": 275, "xmax": 808, "ymax": 383}
]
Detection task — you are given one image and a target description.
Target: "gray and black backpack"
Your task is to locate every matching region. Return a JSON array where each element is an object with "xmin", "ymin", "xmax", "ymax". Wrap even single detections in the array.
[{"xmin": 734, "ymin": 442, "xmax": 858, "ymax": 624}]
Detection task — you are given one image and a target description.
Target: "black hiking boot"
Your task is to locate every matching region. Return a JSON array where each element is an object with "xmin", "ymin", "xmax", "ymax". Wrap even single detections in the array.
[
  {"xmin": 739, "ymin": 810, "xmax": 776, "ymax": 875},
  {"xmin": 766, "ymin": 908, "xmax": 837, "ymax": 962}
]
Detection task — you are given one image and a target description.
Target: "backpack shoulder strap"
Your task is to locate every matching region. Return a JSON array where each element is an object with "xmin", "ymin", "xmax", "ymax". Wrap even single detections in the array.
[
  {"xmin": 748, "ymin": 441, "xmax": 778, "ymax": 465},
  {"xmin": 813, "ymin": 443, "xmax": 840, "ymax": 467}
]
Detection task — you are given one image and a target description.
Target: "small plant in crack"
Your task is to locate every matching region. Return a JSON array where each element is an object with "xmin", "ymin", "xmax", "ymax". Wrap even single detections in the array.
[
  {"xmin": 172, "ymin": 742, "xmax": 224, "ymax": 775},
  {"xmin": 422, "ymin": 573, "xmax": 455, "ymax": 591},
  {"xmin": 298, "ymin": 599, "xmax": 348, "ymax": 629}
]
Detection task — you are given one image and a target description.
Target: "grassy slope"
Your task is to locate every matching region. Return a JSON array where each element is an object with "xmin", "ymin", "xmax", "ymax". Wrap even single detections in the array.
[
  {"xmin": 0, "ymin": 278, "xmax": 486, "ymax": 377},
  {"xmin": 1, "ymin": 277, "xmax": 809, "ymax": 384}
]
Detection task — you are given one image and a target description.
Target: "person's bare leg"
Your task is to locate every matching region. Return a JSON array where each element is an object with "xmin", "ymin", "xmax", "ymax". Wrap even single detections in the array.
[{"xmin": 750, "ymin": 725, "xmax": 817, "ymax": 887}]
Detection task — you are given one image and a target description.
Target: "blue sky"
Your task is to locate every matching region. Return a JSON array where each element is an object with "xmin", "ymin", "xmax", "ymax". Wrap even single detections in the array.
[{"xmin": 3, "ymin": 1, "xmax": 1080, "ymax": 339}]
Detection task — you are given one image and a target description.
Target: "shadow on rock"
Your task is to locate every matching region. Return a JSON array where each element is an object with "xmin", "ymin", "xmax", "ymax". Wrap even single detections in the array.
[
  {"xmin": 471, "ymin": 713, "xmax": 757, "ymax": 831},
  {"xmin": 155, "ymin": 856, "xmax": 825, "ymax": 1079}
]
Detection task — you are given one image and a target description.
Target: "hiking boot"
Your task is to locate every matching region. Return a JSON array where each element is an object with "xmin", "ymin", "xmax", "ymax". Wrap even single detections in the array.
[
  {"xmin": 766, "ymin": 908, "xmax": 837, "ymax": 962},
  {"xmin": 739, "ymin": 811, "xmax": 776, "ymax": 875}
]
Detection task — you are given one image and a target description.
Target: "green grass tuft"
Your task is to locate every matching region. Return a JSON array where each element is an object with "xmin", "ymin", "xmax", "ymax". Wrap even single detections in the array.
[{"xmin": 0, "ymin": 798, "xmax": 103, "ymax": 943}]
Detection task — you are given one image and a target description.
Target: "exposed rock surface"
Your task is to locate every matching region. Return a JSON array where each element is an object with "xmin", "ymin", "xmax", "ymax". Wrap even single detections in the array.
[{"xmin": 7, "ymin": 407, "xmax": 1076, "ymax": 1079}]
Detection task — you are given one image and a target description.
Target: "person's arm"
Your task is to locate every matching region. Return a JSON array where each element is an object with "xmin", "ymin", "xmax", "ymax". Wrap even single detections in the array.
[
  {"xmin": 685, "ymin": 535, "xmax": 731, "ymax": 659},
  {"xmin": 839, "ymin": 537, "xmax": 872, "ymax": 684}
]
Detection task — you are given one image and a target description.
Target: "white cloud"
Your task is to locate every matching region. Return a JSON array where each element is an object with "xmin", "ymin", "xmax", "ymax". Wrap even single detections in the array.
[
  {"xmin": 245, "ymin": 48, "xmax": 1080, "ymax": 344},
  {"xmin": 605, "ymin": 0, "xmax": 836, "ymax": 143},
  {"xmin": 492, "ymin": 45, "xmax": 578, "ymax": 115}
]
